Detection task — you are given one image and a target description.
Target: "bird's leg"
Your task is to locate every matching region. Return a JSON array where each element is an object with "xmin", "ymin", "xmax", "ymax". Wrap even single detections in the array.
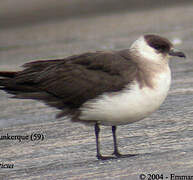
[
  {"xmin": 112, "ymin": 126, "xmax": 122, "ymax": 156},
  {"xmin": 95, "ymin": 123, "xmax": 101, "ymax": 159},
  {"xmin": 112, "ymin": 126, "xmax": 135, "ymax": 158},
  {"xmin": 95, "ymin": 123, "xmax": 115, "ymax": 160}
]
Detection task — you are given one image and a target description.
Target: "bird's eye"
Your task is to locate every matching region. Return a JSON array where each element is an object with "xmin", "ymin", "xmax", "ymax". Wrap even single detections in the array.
[
  {"xmin": 154, "ymin": 45, "xmax": 167, "ymax": 52},
  {"xmin": 154, "ymin": 45, "xmax": 162, "ymax": 50}
]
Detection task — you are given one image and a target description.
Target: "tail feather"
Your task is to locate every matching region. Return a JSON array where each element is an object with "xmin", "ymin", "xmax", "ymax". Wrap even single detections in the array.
[
  {"xmin": 0, "ymin": 71, "xmax": 36, "ymax": 93},
  {"xmin": 0, "ymin": 71, "xmax": 16, "ymax": 87},
  {"xmin": 0, "ymin": 71, "xmax": 66, "ymax": 110},
  {"xmin": 0, "ymin": 79, "xmax": 7, "ymax": 86},
  {"xmin": 0, "ymin": 71, "xmax": 16, "ymax": 78}
]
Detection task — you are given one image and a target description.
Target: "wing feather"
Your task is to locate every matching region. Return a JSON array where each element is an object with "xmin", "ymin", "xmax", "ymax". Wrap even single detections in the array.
[{"xmin": 0, "ymin": 50, "xmax": 138, "ymax": 110}]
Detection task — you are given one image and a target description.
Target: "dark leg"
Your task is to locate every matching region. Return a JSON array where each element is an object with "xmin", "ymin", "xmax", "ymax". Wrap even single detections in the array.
[
  {"xmin": 95, "ymin": 123, "xmax": 115, "ymax": 160},
  {"xmin": 112, "ymin": 126, "xmax": 122, "ymax": 156},
  {"xmin": 112, "ymin": 126, "xmax": 135, "ymax": 158},
  {"xmin": 95, "ymin": 123, "xmax": 102, "ymax": 159}
]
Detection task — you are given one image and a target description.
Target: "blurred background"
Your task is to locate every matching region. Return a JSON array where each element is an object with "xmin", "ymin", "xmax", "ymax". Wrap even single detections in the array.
[
  {"xmin": 1, "ymin": 0, "xmax": 192, "ymax": 28},
  {"xmin": 0, "ymin": 0, "xmax": 192, "ymax": 70},
  {"xmin": 0, "ymin": 1, "xmax": 193, "ymax": 179}
]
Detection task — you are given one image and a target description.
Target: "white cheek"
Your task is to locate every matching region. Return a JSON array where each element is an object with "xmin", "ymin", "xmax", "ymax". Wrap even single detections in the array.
[
  {"xmin": 131, "ymin": 36, "xmax": 163, "ymax": 61},
  {"xmin": 139, "ymin": 45, "xmax": 161, "ymax": 60}
]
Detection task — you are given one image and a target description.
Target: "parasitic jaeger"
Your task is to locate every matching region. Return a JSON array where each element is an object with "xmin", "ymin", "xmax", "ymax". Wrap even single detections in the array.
[{"xmin": 0, "ymin": 34, "xmax": 186, "ymax": 160}]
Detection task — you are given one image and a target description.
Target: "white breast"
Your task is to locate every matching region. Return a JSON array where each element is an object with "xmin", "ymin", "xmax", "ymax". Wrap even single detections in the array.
[{"xmin": 79, "ymin": 67, "xmax": 171, "ymax": 126}]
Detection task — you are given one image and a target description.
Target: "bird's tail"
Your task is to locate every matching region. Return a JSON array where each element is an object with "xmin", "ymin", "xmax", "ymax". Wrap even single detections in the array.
[
  {"xmin": 0, "ymin": 71, "xmax": 16, "ymax": 78},
  {"xmin": 0, "ymin": 70, "xmax": 66, "ymax": 112},
  {"xmin": 0, "ymin": 71, "xmax": 36, "ymax": 96},
  {"xmin": 0, "ymin": 71, "xmax": 16, "ymax": 88}
]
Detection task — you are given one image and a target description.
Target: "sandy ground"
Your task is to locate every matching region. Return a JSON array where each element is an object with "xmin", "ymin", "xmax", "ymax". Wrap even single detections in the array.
[{"xmin": 0, "ymin": 1, "xmax": 193, "ymax": 179}]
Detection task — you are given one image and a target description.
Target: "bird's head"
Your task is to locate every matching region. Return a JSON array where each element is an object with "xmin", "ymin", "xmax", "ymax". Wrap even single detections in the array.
[{"xmin": 130, "ymin": 34, "xmax": 186, "ymax": 62}]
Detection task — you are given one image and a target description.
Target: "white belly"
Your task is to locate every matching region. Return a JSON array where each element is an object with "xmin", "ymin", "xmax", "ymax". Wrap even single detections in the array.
[{"xmin": 79, "ymin": 69, "xmax": 171, "ymax": 126}]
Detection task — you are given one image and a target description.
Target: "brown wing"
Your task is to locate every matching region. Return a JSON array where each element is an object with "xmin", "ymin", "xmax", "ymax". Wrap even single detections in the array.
[{"xmin": 0, "ymin": 50, "xmax": 138, "ymax": 110}]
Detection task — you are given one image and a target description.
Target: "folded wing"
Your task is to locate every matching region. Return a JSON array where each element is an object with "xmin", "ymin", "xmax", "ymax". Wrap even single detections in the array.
[{"xmin": 0, "ymin": 50, "xmax": 138, "ymax": 116}]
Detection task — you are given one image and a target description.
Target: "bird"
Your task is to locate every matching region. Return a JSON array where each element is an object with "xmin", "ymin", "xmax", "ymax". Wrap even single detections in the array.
[{"xmin": 0, "ymin": 34, "xmax": 186, "ymax": 160}]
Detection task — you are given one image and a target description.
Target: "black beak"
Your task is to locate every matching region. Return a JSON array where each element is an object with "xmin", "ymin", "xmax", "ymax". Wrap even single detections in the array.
[{"xmin": 169, "ymin": 49, "xmax": 186, "ymax": 58}]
